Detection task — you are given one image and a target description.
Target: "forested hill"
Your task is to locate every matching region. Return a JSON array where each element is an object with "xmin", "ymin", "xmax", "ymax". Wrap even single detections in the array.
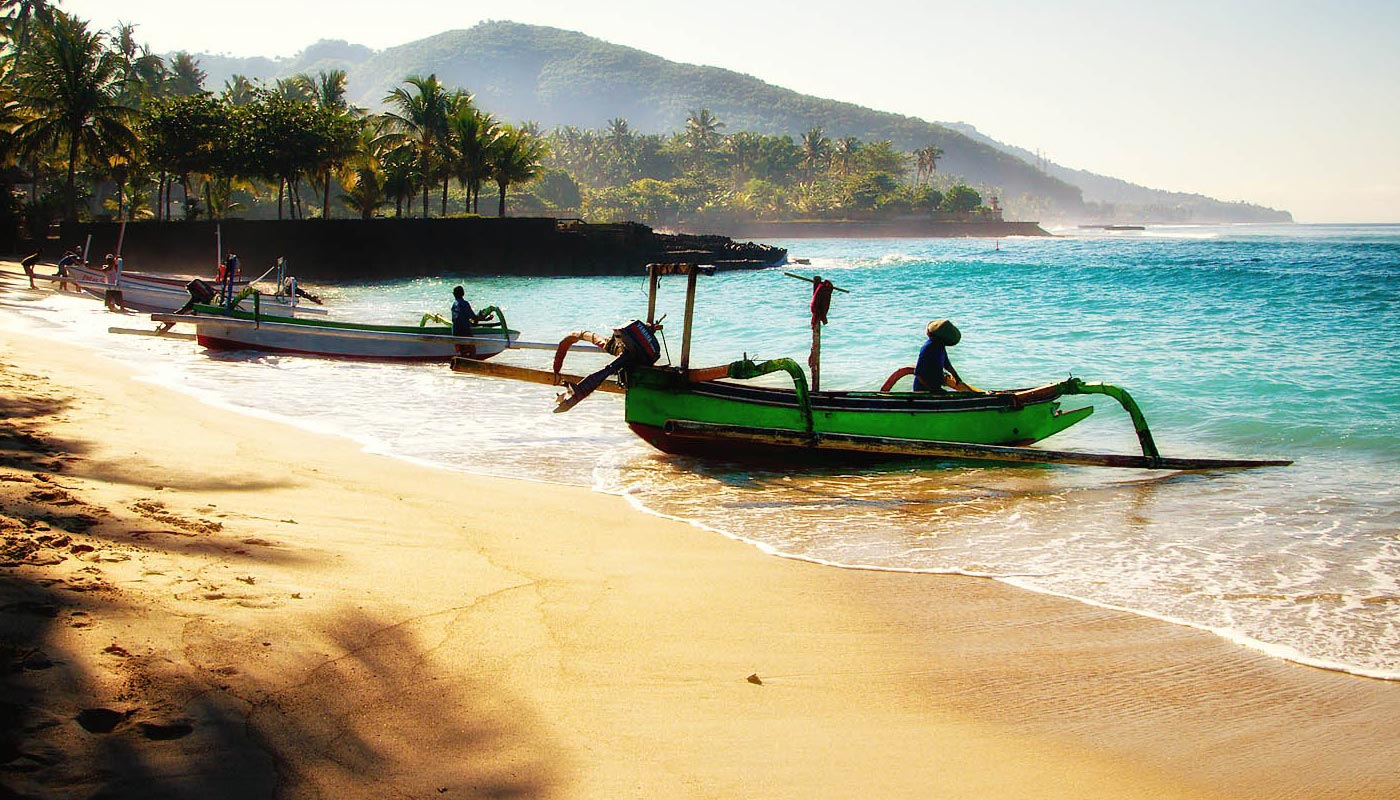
[
  {"xmin": 192, "ymin": 22, "xmax": 1085, "ymax": 212},
  {"xmin": 190, "ymin": 21, "xmax": 1288, "ymax": 222}
]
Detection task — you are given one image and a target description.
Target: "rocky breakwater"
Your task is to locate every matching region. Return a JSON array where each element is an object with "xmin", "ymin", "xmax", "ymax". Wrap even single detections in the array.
[{"xmin": 49, "ymin": 218, "xmax": 787, "ymax": 280}]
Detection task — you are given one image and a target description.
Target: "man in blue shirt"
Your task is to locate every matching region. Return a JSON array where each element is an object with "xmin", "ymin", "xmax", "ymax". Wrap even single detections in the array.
[
  {"xmin": 914, "ymin": 318, "xmax": 972, "ymax": 392},
  {"xmin": 451, "ymin": 285, "xmax": 490, "ymax": 336}
]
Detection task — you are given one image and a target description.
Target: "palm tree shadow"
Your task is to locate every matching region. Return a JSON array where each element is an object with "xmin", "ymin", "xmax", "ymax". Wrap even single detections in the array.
[
  {"xmin": 0, "ymin": 395, "xmax": 91, "ymax": 474},
  {"xmin": 0, "ymin": 575, "xmax": 280, "ymax": 799},
  {"xmin": 244, "ymin": 611, "xmax": 563, "ymax": 799},
  {"xmin": 3, "ymin": 574, "xmax": 561, "ymax": 799}
]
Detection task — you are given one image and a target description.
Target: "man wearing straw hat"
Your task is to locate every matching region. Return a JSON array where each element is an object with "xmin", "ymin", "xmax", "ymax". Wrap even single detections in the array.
[{"xmin": 914, "ymin": 318, "xmax": 976, "ymax": 392}]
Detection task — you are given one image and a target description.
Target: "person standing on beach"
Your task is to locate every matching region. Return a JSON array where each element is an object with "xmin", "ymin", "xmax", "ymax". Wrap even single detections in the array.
[
  {"xmin": 19, "ymin": 249, "xmax": 41, "ymax": 288},
  {"xmin": 96, "ymin": 253, "xmax": 124, "ymax": 310},
  {"xmin": 56, "ymin": 247, "xmax": 82, "ymax": 291}
]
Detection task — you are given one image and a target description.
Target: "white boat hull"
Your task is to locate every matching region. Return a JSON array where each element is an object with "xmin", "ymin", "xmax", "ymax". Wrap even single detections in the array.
[
  {"xmin": 64, "ymin": 265, "xmax": 313, "ymax": 316},
  {"xmin": 153, "ymin": 314, "xmax": 516, "ymax": 362}
]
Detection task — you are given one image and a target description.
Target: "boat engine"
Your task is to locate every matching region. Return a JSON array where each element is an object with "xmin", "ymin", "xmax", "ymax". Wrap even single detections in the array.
[
  {"xmin": 554, "ymin": 320, "xmax": 660, "ymax": 412},
  {"xmin": 186, "ymin": 278, "xmax": 217, "ymax": 305}
]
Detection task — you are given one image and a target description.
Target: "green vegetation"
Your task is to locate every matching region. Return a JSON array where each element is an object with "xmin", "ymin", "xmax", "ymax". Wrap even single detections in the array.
[
  {"xmin": 0, "ymin": 8, "xmax": 998, "ymax": 229},
  {"xmin": 543, "ymin": 114, "xmax": 998, "ymax": 226},
  {"xmin": 3, "ymin": 13, "xmax": 1282, "ymax": 229},
  {"xmin": 0, "ymin": 8, "xmax": 552, "ymax": 230}
]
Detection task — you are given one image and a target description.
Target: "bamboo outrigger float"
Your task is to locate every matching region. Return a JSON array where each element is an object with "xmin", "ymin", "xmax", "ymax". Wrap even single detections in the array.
[{"xmin": 548, "ymin": 264, "xmax": 1290, "ymax": 471}]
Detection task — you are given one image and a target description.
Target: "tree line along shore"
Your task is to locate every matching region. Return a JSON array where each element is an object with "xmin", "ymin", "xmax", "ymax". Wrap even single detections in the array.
[{"xmin": 2, "ymin": 5, "xmax": 1029, "ymax": 267}]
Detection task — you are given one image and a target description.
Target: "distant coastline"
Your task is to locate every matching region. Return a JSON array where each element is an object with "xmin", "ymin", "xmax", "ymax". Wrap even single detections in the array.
[{"xmin": 675, "ymin": 218, "xmax": 1050, "ymax": 239}]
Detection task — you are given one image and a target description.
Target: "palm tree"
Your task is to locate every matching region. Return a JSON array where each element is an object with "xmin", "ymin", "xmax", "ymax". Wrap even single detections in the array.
[
  {"xmin": 834, "ymin": 136, "xmax": 860, "ymax": 177},
  {"xmin": 340, "ymin": 161, "xmax": 387, "ymax": 220},
  {"xmin": 305, "ymin": 69, "xmax": 360, "ymax": 219},
  {"xmin": 381, "ymin": 149, "xmax": 415, "ymax": 218},
  {"xmin": 488, "ymin": 125, "xmax": 546, "ymax": 217},
  {"xmin": 381, "ymin": 74, "xmax": 455, "ymax": 217},
  {"xmin": 110, "ymin": 22, "xmax": 165, "ymax": 109},
  {"xmin": 11, "ymin": 10, "xmax": 136, "ymax": 219},
  {"xmin": 274, "ymin": 74, "xmax": 312, "ymax": 102},
  {"xmin": 603, "ymin": 116, "xmax": 636, "ymax": 182},
  {"xmin": 221, "ymin": 74, "xmax": 258, "ymax": 106},
  {"xmin": 311, "ymin": 69, "xmax": 351, "ymax": 111},
  {"xmin": 914, "ymin": 145, "xmax": 943, "ymax": 185},
  {"xmin": 0, "ymin": 0, "xmax": 56, "ymax": 82},
  {"xmin": 684, "ymin": 108, "xmax": 724, "ymax": 152},
  {"xmin": 446, "ymin": 100, "xmax": 498, "ymax": 214},
  {"xmin": 800, "ymin": 127, "xmax": 831, "ymax": 184},
  {"xmin": 164, "ymin": 51, "xmax": 206, "ymax": 96}
]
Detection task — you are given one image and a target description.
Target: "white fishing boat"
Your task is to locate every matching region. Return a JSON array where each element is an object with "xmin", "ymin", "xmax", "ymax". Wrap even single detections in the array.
[
  {"xmin": 150, "ymin": 300, "xmax": 518, "ymax": 362},
  {"xmin": 60, "ymin": 261, "xmax": 321, "ymax": 316}
]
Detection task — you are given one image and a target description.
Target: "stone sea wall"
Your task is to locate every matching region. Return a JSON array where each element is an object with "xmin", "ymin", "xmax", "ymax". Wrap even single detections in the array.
[{"xmin": 46, "ymin": 218, "xmax": 786, "ymax": 280}]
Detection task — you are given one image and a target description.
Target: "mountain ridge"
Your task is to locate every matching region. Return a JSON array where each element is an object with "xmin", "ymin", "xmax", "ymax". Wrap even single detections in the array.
[{"xmin": 184, "ymin": 21, "xmax": 1288, "ymax": 223}]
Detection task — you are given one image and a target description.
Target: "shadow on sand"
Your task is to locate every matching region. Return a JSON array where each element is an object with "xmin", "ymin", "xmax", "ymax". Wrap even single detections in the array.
[{"xmin": 1, "ymin": 364, "xmax": 560, "ymax": 798}]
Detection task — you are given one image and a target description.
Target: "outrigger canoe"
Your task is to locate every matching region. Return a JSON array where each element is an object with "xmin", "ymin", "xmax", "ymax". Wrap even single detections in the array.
[
  {"xmin": 152, "ymin": 298, "xmax": 517, "ymax": 362},
  {"xmin": 50, "ymin": 261, "xmax": 321, "ymax": 316},
  {"xmin": 543, "ymin": 264, "xmax": 1290, "ymax": 471}
]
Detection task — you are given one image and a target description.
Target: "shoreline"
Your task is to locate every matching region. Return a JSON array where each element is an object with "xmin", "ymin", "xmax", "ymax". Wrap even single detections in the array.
[
  {"xmin": 117, "ymin": 330, "xmax": 1391, "ymax": 684},
  {"xmin": 4, "ymin": 267, "xmax": 1400, "ymax": 797}
]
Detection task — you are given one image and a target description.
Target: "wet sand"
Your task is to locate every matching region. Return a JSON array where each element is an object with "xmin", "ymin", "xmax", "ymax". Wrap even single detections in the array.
[{"xmin": 2, "ymin": 263, "xmax": 1399, "ymax": 798}]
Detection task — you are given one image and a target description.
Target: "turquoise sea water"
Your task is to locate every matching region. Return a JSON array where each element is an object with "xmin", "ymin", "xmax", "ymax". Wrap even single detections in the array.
[{"xmin": 6, "ymin": 223, "xmax": 1398, "ymax": 679}]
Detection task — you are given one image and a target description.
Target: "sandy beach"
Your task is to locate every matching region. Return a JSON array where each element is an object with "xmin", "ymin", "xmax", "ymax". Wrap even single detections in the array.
[{"xmin": 2, "ymin": 264, "xmax": 1399, "ymax": 799}]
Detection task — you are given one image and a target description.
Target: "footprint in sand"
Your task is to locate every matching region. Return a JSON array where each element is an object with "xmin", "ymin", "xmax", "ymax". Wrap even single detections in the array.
[
  {"xmin": 131, "ymin": 500, "xmax": 222, "ymax": 534},
  {"xmin": 21, "ymin": 650, "xmax": 54, "ymax": 670},
  {"xmin": 26, "ymin": 487, "xmax": 80, "ymax": 505},
  {"xmin": 75, "ymin": 708, "xmax": 130, "ymax": 734}
]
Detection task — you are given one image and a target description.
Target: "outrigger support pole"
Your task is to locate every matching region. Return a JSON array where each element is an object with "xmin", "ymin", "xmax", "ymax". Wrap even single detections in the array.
[
  {"xmin": 1061, "ymin": 379, "xmax": 1162, "ymax": 465},
  {"xmin": 724, "ymin": 357, "xmax": 814, "ymax": 433}
]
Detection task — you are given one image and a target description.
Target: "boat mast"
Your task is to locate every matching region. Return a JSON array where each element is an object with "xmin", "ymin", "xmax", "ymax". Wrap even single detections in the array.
[{"xmin": 785, "ymin": 272, "xmax": 848, "ymax": 392}]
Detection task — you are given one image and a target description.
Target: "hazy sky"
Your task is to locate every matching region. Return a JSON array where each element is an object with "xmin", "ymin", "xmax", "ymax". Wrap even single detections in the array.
[{"xmin": 62, "ymin": 0, "xmax": 1400, "ymax": 223}]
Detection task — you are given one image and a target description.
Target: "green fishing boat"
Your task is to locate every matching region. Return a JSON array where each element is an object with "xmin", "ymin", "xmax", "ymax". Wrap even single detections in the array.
[
  {"xmin": 551, "ymin": 264, "xmax": 1289, "ymax": 470},
  {"xmin": 624, "ymin": 364, "xmax": 1093, "ymax": 456}
]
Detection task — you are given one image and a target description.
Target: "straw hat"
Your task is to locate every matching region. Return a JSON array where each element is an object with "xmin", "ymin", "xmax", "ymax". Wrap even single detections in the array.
[{"xmin": 926, "ymin": 318, "xmax": 961, "ymax": 346}]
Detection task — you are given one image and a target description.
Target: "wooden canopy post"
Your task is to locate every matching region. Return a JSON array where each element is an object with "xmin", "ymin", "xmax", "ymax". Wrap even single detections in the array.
[
  {"xmin": 645, "ymin": 263, "xmax": 714, "ymax": 370},
  {"xmin": 646, "ymin": 264, "xmax": 659, "ymax": 325},
  {"xmin": 680, "ymin": 268, "xmax": 698, "ymax": 369}
]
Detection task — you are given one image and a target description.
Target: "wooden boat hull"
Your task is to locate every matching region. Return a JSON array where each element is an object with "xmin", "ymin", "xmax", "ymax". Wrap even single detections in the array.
[
  {"xmin": 155, "ymin": 305, "xmax": 517, "ymax": 362},
  {"xmin": 623, "ymin": 367, "xmax": 1093, "ymax": 460}
]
